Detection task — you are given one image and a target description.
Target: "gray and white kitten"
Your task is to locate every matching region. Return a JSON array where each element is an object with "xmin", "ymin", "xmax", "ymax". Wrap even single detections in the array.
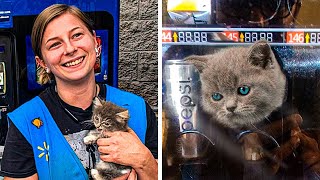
[
  {"xmin": 185, "ymin": 40, "xmax": 287, "ymax": 129},
  {"xmin": 83, "ymin": 97, "xmax": 131, "ymax": 180}
]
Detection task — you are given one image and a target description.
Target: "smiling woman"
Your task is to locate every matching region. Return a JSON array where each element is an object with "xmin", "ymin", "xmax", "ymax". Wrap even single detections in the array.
[{"xmin": 0, "ymin": 4, "xmax": 158, "ymax": 180}]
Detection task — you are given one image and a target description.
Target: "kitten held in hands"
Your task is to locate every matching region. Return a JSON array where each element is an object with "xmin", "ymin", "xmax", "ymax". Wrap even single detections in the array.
[{"xmin": 84, "ymin": 97, "xmax": 131, "ymax": 180}]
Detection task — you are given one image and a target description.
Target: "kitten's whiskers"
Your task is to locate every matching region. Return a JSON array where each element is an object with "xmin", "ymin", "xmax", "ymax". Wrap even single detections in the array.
[
  {"xmin": 249, "ymin": 121, "xmax": 260, "ymax": 131},
  {"xmin": 264, "ymin": 116, "xmax": 272, "ymax": 123},
  {"xmin": 80, "ymin": 119, "xmax": 94, "ymax": 129},
  {"xmin": 247, "ymin": 112, "xmax": 263, "ymax": 126}
]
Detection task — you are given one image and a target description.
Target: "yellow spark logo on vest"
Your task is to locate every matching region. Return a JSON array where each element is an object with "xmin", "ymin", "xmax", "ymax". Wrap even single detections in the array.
[
  {"xmin": 38, "ymin": 141, "xmax": 49, "ymax": 161},
  {"xmin": 32, "ymin": 117, "xmax": 43, "ymax": 129}
]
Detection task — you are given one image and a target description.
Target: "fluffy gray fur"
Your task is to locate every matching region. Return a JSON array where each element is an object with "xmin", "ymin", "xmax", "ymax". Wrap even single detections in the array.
[
  {"xmin": 185, "ymin": 40, "xmax": 286, "ymax": 129},
  {"xmin": 83, "ymin": 97, "xmax": 131, "ymax": 180}
]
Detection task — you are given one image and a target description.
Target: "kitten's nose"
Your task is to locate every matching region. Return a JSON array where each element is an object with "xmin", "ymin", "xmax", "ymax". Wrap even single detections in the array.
[
  {"xmin": 226, "ymin": 106, "xmax": 236, "ymax": 112},
  {"xmin": 226, "ymin": 100, "xmax": 237, "ymax": 112}
]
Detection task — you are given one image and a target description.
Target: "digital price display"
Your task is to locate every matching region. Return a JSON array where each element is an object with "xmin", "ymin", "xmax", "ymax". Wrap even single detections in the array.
[
  {"xmin": 162, "ymin": 30, "xmax": 208, "ymax": 43},
  {"xmin": 286, "ymin": 32, "xmax": 320, "ymax": 44},
  {"xmin": 162, "ymin": 28, "xmax": 320, "ymax": 46},
  {"xmin": 238, "ymin": 32, "xmax": 282, "ymax": 43}
]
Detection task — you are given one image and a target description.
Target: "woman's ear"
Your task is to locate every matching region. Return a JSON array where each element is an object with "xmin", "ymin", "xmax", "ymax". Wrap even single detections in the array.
[
  {"xmin": 35, "ymin": 56, "xmax": 46, "ymax": 68},
  {"xmin": 93, "ymin": 30, "xmax": 101, "ymax": 57},
  {"xmin": 93, "ymin": 30, "xmax": 98, "ymax": 47}
]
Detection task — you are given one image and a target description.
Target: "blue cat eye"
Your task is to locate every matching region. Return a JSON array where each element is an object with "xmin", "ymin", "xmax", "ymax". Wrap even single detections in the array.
[
  {"xmin": 238, "ymin": 86, "xmax": 250, "ymax": 96},
  {"xmin": 212, "ymin": 93, "xmax": 223, "ymax": 101}
]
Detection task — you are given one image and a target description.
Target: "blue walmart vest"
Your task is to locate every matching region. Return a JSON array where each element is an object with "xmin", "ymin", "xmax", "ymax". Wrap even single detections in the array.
[{"xmin": 7, "ymin": 85, "xmax": 147, "ymax": 180}]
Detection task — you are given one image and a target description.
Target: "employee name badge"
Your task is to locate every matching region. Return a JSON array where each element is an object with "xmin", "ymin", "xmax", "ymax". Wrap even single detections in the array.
[{"xmin": 167, "ymin": 0, "xmax": 211, "ymax": 25}]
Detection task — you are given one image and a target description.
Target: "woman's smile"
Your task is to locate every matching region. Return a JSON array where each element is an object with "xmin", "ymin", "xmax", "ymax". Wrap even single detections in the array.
[{"xmin": 63, "ymin": 56, "xmax": 85, "ymax": 67}]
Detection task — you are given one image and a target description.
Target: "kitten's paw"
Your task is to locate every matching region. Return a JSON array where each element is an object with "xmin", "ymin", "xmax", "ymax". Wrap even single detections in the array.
[
  {"xmin": 83, "ymin": 136, "xmax": 96, "ymax": 144},
  {"xmin": 120, "ymin": 168, "xmax": 131, "ymax": 174},
  {"xmin": 91, "ymin": 169, "xmax": 102, "ymax": 180}
]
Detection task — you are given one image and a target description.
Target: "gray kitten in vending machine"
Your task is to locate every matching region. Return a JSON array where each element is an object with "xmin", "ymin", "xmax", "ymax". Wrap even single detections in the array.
[
  {"xmin": 185, "ymin": 40, "xmax": 287, "ymax": 129},
  {"xmin": 84, "ymin": 97, "xmax": 131, "ymax": 180}
]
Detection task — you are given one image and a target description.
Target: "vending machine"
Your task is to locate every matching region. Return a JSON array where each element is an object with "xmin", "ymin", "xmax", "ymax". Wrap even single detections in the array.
[
  {"xmin": 0, "ymin": 0, "xmax": 119, "ymax": 156},
  {"xmin": 0, "ymin": 32, "xmax": 17, "ymax": 147},
  {"xmin": 162, "ymin": 0, "xmax": 320, "ymax": 179}
]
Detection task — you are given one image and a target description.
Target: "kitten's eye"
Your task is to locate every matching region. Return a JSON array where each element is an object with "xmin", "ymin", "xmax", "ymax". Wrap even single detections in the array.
[
  {"xmin": 238, "ymin": 85, "xmax": 250, "ymax": 96},
  {"xmin": 212, "ymin": 93, "xmax": 223, "ymax": 101}
]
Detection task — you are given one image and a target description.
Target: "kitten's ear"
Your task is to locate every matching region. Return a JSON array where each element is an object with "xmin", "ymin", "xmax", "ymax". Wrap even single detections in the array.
[
  {"xmin": 115, "ymin": 110, "xmax": 129, "ymax": 122},
  {"xmin": 93, "ymin": 97, "xmax": 103, "ymax": 107},
  {"xmin": 184, "ymin": 55, "xmax": 208, "ymax": 73},
  {"xmin": 248, "ymin": 40, "xmax": 274, "ymax": 69}
]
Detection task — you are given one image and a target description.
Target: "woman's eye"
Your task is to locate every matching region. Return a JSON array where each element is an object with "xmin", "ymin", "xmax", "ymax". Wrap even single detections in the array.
[
  {"xmin": 72, "ymin": 33, "xmax": 83, "ymax": 39},
  {"xmin": 212, "ymin": 93, "xmax": 223, "ymax": 101},
  {"xmin": 238, "ymin": 85, "xmax": 250, "ymax": 96},
  {"xmin": 49, "ymin": 42, "xmax": 61, "ymax": 49}
]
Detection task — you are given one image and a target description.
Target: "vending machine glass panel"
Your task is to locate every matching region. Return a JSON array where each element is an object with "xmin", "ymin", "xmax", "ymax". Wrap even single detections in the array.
[{"xmin": 162, "ymin": 0, "xmax": 320, "ymax": 179}]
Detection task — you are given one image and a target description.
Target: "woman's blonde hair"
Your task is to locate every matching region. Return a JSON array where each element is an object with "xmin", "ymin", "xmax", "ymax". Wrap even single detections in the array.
[{"xmin": 32, "ymin": 4, "xmax": 94, "ymax": 85}]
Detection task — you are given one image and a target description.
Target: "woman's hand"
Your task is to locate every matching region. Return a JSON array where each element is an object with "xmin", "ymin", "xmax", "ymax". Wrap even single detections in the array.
[
  {"xmin": 97, "ymin": 128, "xmax": 150, "ymax": 168},
  {"xmin": 97, "ymin": 128, "xmax": 157, "ymax": 180}
]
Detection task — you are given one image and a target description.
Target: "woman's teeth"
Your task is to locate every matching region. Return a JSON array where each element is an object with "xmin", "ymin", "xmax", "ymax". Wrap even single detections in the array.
[{"xmin": 64, "ymin": 57, "xmax": 84, "ymax": 67}]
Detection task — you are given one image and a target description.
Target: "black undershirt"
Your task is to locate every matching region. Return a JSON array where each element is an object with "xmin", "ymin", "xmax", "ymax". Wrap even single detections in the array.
[{"xmin": 0, "ymin": 84, "xmax": 158, "ymax": 178}]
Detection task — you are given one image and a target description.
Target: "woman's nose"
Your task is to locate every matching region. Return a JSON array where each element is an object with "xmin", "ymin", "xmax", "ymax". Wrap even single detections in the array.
[{"xmin": 63, "ymin": 42, "xmax": 77, "ymax": 55}]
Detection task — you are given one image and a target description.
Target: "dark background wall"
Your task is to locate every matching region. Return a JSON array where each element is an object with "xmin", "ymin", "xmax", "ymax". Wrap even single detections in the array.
[{"xmin": 118, "ymin": 0, "xmax": 158, "ymax": 110}]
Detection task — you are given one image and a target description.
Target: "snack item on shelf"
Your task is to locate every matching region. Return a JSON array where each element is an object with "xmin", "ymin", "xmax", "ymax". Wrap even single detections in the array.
[{"xmin": 167, "ymin": 0, "xmax": 211, "ymax": 25}]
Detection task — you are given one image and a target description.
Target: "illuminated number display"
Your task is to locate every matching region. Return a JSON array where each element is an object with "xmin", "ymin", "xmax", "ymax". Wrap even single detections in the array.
[
  {"xmin": 162, "ymin": 30, "xmax": 172, "ymax": 42},
  {"xmin": 306, "ymin": 32, "xmax": 320, "ymax": 43},
  {"xmin": 222, "ymin": 31, "xmax": 239, "ymax": 41},
  {"xmin": 286, "ymin": 32, "xmax": 304, "ymax": 43},
  {"xmin": 239, "ymin": 32, "xmax": 275, "ymax": 43},
  {"xmin": 162, "ymin": 28, "xmax": 320, "ymax": 45},
  {"xmin": 176, "ymin": 31, "xmax": 208, "ymax": 42}
]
